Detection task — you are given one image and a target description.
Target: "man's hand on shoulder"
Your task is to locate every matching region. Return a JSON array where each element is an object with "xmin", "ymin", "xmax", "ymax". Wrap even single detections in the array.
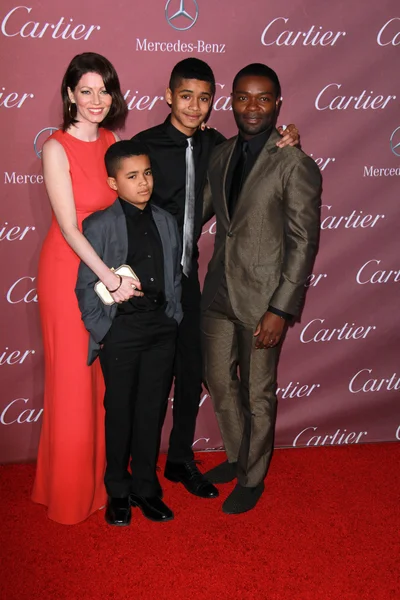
[
  {"xmin": 200, "ymin": 122, "xmax": 227, "ymax": 144},
  {"xmin": 254, "ymin": 311, "xmax": 286, "ymax": 349},
  {"xmin": 276, "ymin": 123, "xmax": 299, "ymax": 148}
]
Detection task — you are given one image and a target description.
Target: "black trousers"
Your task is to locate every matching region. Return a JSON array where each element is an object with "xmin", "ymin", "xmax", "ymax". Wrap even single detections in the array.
[
  {"xmin": 100, "ymin": 309, "xmax": 177, "ymax": 498},
  {"xmin": 167, "ymin": 262, "xmax": 203, "ymax": 463}
]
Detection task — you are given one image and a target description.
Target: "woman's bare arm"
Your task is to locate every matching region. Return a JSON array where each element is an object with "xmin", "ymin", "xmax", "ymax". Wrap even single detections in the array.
[{"xmin": 42, "ymin": 138, "xmax": 140, "ymax": 302}]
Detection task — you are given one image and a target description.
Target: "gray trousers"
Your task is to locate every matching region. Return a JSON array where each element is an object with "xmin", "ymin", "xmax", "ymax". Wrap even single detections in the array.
[{"xmin": 202, "ymin": 280, "xmax": 279, "ymax": 487}]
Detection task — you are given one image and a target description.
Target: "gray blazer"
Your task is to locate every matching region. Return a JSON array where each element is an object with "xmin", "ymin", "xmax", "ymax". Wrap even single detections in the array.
[
  {"xmin": 75, "ymin": 199, "xmax": 183, "ymax": 365},
  {"xmin": 202, "ymin": 128, "xmax": 321, "ymax": 323}
]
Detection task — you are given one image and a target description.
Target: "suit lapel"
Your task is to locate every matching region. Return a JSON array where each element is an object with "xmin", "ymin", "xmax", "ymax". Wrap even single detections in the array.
[
  {"xmin": 216, "ymin": 138, "xmax": 237, "ymax": 223},
  {"xmin": 152, "ymin": 207, "xmax": 172, "ymax": 289},
  {"xmin": 109, "ymin": 199, "xmax": 128, "ymax": 264},
  {"xmin": 231, "ymin": 128, "xmax": 281, "ymax": 226}
]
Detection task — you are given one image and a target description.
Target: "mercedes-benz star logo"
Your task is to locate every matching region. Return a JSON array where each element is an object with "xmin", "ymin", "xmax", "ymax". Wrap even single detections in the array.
[
  {"xmin": 165, "ymin": 0, "xmax": 199, "ymax": 31},
  {"xmin": 34, "ymin": 127, "xmax": 58, "ymax": 158},
  {"xmin": 390, "ymin": 127, "xmax": 400, "ymax": 157}
]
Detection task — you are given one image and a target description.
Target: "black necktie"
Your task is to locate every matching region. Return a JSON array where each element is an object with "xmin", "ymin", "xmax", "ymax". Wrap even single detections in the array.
[{"xmin": 228, "ymin": 141, "xmax": 248, "ymax": 218}]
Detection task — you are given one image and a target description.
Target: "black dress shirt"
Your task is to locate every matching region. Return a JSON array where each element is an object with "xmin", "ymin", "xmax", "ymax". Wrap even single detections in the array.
[
  {"xmin": 117, "ymin": 198, "xmax": 165, "ymax": 315},
  {"xmin": 226, "ymin": 127, "xmax": 273, "ymax": 206},
  {"xmin": 132, "ymin": 116, "xmax": 226, "ymax": 260},
  {"xmin": 226, "ymin": 128, "xmax": 292, "ymax": 321}
]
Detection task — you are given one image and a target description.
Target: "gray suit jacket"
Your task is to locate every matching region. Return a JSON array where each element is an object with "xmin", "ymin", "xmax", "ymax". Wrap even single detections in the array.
[
  {"xmin": 202, "ymin": 128, "xmax": 321, "ymax": 324},
  {"xmin": 76, "ymin": 199, "xmax": 183, "ymax": 365}
]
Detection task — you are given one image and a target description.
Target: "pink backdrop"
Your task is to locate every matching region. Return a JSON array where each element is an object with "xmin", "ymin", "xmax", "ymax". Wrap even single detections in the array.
[{"xmin": 1, "ymin": 0, "xmax": 399, "ymax": 463}]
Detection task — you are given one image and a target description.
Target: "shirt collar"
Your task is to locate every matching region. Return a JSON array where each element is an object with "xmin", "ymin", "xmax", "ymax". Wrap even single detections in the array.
[
  {"xmin": 163, "ymin": 115, "xmax": 200, "ymax": 146},
  {"xmin": 238, "ymin": 126, "xmax": 273, "ymax": 155},
  {"xmin": 119, "ymin": 197, "xmax": 152, "ymax": 217}
]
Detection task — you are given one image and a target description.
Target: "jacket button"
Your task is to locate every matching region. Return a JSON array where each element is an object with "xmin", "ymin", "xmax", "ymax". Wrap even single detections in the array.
[{"xmin": 227, "ymin": 231, "xmax": 233, "ymax": 237}]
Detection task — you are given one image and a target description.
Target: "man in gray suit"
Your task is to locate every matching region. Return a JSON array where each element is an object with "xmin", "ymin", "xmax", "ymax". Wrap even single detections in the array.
[
  {"xmin": 76, "ymin": 141, "xmax": 182, "ymax": 526},
  {"xmin": 201, "ymin": 64, "xmax": 321, "ymax": 514}
]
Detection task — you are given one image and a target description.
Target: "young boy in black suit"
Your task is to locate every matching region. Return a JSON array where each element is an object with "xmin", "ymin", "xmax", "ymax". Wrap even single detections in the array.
[{"xmin": 76, "ymin": 141, "xmax": 182, "ymax": 526}]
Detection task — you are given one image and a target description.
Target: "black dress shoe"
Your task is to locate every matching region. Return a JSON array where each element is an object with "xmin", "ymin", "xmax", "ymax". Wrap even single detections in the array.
[
  {"xmin": 164, "ymin": 460, "xmax": 219, "ymax": 498},
  {"xmin": 222, "ymin": 482, "xmax": 265, "ymax": 515},
  {"xmin": 130, "ymin": 493, "xmax": 174, "ymax": 522},
  {"xmin": 205, "ymin": 460, "xmax": 237, "ymax": 484},
  {"xmin": 105, "ymin": 496, "xmax": 131, "ymax": 526}
]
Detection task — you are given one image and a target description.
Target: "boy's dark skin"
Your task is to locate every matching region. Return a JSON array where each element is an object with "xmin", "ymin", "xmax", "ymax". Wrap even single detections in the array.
[{"xmin": 132, "ymin": 60, "xmax": 299, "ymax": 501}]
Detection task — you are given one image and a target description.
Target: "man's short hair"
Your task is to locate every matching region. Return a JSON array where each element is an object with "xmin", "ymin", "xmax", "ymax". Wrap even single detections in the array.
[
  {"xmin": 169, "ymin": 58, "xmax": 216, "ymax": 95},
  {"xmin": 232, "ymin": 63, "xmax": 281, "ymax": 99},
  {"xmin": 105, "ymin": 140, "xmax": 149, "ymax": 178}
]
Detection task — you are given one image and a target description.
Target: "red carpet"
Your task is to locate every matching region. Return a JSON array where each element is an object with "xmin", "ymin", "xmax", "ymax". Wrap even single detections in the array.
[{"xmin": 1, "ymin": 445, "xmax": 399, "ymax": 600}]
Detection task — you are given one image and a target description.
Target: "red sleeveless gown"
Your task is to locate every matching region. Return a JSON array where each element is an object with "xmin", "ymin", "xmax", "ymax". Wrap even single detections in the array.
[{"xmin": 32, "ymin": 128, "xmax": 116, "ymax": 524}]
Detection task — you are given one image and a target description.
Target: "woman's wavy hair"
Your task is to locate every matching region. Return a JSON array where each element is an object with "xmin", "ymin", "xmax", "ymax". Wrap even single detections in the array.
[{"xmin": 61, "ymin": 52, "xmax": 128, "ymax": 131}]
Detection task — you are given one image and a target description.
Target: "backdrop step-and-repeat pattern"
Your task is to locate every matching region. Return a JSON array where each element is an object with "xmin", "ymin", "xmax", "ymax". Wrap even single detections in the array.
[{"xmin": 1, "ymin": 1, "xmax": 399, "ymax": 463}]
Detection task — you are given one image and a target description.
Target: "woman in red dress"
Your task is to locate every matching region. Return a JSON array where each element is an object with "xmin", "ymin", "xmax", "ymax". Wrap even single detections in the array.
[{"xmin": 32, "ymin": 53, "xmax": 141, "ymax": 524}]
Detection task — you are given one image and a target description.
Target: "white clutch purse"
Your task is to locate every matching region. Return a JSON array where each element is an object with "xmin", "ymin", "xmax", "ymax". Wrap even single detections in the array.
[{"xmin": 94, "ymin": 264, "xmax": 139, "ymax": 306}]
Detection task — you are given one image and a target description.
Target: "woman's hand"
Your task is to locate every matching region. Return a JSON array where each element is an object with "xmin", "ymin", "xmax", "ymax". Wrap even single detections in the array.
[{"xmin": 109, "ymin": 274, "xmax": 144, "ymax": 303}]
